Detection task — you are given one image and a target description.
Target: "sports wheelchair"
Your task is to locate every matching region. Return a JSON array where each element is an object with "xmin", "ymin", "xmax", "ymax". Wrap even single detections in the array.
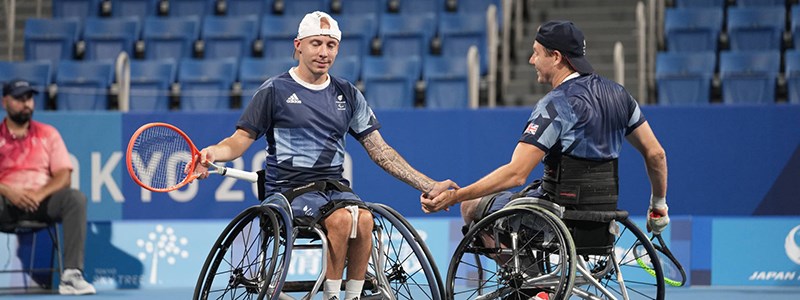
[
  {"xmin": 447, "ymin": 197, "xmax": 666, "ymax": 300},
  {"xmin": 193, "ymin": 192, "xmax": 445, "ymax": 300}
]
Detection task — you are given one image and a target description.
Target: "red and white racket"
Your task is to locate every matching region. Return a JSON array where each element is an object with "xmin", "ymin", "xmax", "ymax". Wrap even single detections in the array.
[{"xmin": 126, "ymin": 122, "xmax": 258, "ymax": 192}]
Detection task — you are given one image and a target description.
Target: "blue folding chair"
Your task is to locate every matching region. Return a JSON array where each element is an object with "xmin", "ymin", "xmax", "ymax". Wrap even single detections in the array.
[
  {"xmin": 664, "ymin": 8, "xmax": 723, "ymax": 52},
  {"xmin": 261, "ymin": 14, "xmax": 303, "ymax": 58},
  {"xmin": 23, "ymin": 18, "xmax": 81, "ymax": 61},
  {"xmin": 337, "ymin": 13, "xmax": 377, "ymax": 63},
  {"xmin": 719, "ymin": 51, "xmax": 780, "ymax": 104},
  {"xmin": 55, "ymin": 60, "xmax": 114, "ymax": 110},
  {"xmin": 280, "ymin": 0, "xmax": 330, "ymax": 16},
  {"xmin": 129, "ymin": 59, "xmax": 177, "ymax": 111},
  {"xmin": 423, "ymin": 55, "xmax": 469, "ymax": 109},
  {"xmin": 673, "ymin": 0, "xmax": 725, "ymax": 7},
  {"xmin": 142, "ymin": 16, "xmax": 200, "ymax": 60},
  {"xmin": 362, "ymin": 55, "xmax": 421, "ymax": 109},
  {"xmin": 178, "ymin": 58, "xmax": 238, "ymax": 111},
  {"xmin": 83, "ymin": 17, "xmax": 140, "ymax": 60},
  {"xmin": 379, "ymin": 13, "xmax": 436, "ymax": 61},
  {"xmin": 52, "ymin": 0, "xmax": 102, "ymax": 18},
  {"xmin": 111, "ymin": 0, "xmax": 160, "ymax": 17},
  {"xmin": 238, "ymin": 56, "xmax": 295, "ymax": 107},
  {"xmin": 784, "ymin": 50, "xmax": 800, "ymax": 104},
  {"xmin": 338, "ymin": 0, "xmax": 386, "ymax": 15},
  {"xmin": 0, "ymin": 60, "xmax": 52, "ymax": 111},
  {"xmin": 225, "ymin": 0, "xmax": 269, "ymax": 16},
  {"xmin": 201, "ymin": 15, "xmax": 259, "ymax": 59},
  {"xmin": 655, "ymin": 52, "xmax": 716, "ymax": 105},
  {"xmin": 727, "ymin": 7, "xmax": 785, "ymax": 51},
  {"xmin": 167, "ymin": 0, "xmax": 215, "ymax": 16},
  {"xmin": 439, "ymin": 12, "xmax": 487, "ymax": 75}
]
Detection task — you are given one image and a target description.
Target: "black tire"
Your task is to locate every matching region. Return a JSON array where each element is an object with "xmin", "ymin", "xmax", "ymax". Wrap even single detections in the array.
[{"xmin": 447, "ymin": 206, "xmax": 576, "ymax": 300}]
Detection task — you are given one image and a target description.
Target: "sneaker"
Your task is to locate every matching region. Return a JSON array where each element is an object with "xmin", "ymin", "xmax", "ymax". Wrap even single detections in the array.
[{"xmin": 59, "ymin": 269, "xmax": 96, "ymax": 295}]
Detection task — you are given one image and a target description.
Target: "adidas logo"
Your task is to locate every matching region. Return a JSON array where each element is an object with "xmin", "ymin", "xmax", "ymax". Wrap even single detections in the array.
[{"xmin": 286, "ymin": 93, "xmax": 302, "ymax": 104}]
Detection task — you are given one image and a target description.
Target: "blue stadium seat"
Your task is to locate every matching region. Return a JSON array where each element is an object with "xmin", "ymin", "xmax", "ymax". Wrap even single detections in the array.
[
  {"xmin": 52, "ymin": 0, "xmax": 102, "ymax": 18},
  {"xmin": 129, "ymin": 59, "xmax": 176, "ymax": 111},
  {"xmin": 338, "ymin": 0, "xmax": 386, "ymax": 15},
  {"xmin": 225, "ymin": 0, "xmax": 268, "ymax": 16},
  {"xmin": 664, "ymin": 8, "xmax": 723, "ymax": 52},
  {"xmin": 55, "ymin": 60, "xmax": 114, "ymax": 110},
  {"xmin": 167, "ymin": 0, "xmax": 215, "ymax": 16},
  {"xmin": 455, "ymin": 0, "xmax": 503, "ymax": 28},
  {"xmin": 0, "ymin": 60, "xmax": 52, "ymax": 110},
  {"xmin": 201, "ymin": 15, "xmax": 259, "ymax": 59},
  {"xmin": 727, "ymin": 7, "xmax": 785, "ymax": 51},
  {"xmin": 737, "ymin": 0, "xmax": 785, "ymax": 7},
  {"xmin": 23, "ymin": 18, "xmax": 81, "ymax": 61},
  {"xmin": 793, "ymin": 5, "xmax": 800, "ymax": 49},
  {"xmin": 111, "ymin": 0, "xmax": 160, "ymax": 18},
  {"xmin": 673, "ymin": 0, "xmax": 724, "ymax": 7},
  {"xmin": 379, "ymin": 13, "xmax": 436, "ymax": 61},
  {"xmin": 178, "ymin": 58, "xmax": 238, "ymax": 111},
  {"xmin": 238, "ymin": 56, "xmax": 295, "ymax": 106},
  {"xmin": 337, "ymin": 13, "xmax": 377, "ymax": 63},
  {"xmin": 281, "ymin": 0, "xmax": 330, "ymax": 16},
  {"xmin": 719, "ymin": 51, "xmax": 780, "ymax": 104},
  {"xmin": 784, "ymin": 50, "xmax": 800, "ymax": 104},
  {"xmin": 438, "ymin": 12, "xmax": 488, "ymax": 75},
  {"xmin": 261, "ymin": 14, "xmax": 303, "ymax": 58},
  {"xmin": 83, "ymin": 17, "xmax": 140, "ymax": 60},
  {"xmin": 362, "ymin": 55, "xmax": 421, "ymax": 109},
  {"xmin": 423, "ymin": 55, "xmax": 468, "ymax": 108},
  {"xmin": 330, "ymin": 55, "xmax": 361, "ymax": 83},
  {"xmin": 397, "ymin": 0, "xmax": 444, "ymax": 15},
  {"xmin": 142, "ymin": 16, "xmax": 200, "ymax": 59},
  {"xmin": 655, "ymin": 52, "xmax": 716, "ymax": 105}
]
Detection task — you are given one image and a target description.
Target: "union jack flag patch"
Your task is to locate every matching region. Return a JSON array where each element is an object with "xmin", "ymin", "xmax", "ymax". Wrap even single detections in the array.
[{"xmin": 525, "ymin": 123, "xmax": 539, "ymax": 135}]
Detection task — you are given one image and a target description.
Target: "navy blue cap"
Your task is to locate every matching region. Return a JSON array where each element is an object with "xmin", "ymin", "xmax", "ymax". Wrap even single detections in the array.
[
  {"xmin": 535, "ymin": 20, "xmax": 594, "ymax": 74},
  {"xmin": 2, "ymin": 78, "xmax": 39, "ymax": 98}
]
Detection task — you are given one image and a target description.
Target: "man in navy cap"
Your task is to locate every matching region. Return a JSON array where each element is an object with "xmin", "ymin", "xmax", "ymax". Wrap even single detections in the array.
[
  {"xmin": 0, "ymin": 79, "xmax": 96, "ymax": 295},
  {"xmin": 421, "ymin": 21, "xmax": 670, "ymax": 298}
]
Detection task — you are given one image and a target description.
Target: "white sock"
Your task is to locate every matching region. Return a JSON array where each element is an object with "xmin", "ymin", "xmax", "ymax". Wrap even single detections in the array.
[
  {"xmin": 324, "ymin": 279, "xmax": 342, "ymax": 300},
  {"xmin": 344, "ymin": 279, "xmax": 364, "ymax": 300}
]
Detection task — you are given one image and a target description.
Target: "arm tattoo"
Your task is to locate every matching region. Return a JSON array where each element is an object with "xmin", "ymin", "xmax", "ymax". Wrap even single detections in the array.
[{"xmin": 359, "ymin": 132, "xmax": 435, "ymax": 193}]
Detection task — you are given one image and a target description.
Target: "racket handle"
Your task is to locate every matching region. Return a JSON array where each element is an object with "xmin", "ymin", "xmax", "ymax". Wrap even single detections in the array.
[{"xmin": 219, "ymin": 166, "xmax": 259, "ymax": 183}]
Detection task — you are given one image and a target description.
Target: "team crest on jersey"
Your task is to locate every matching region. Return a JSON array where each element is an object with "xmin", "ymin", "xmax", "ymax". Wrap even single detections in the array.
[
  {"xmin": 335, "ymin": 94, "xmax": 346, "ymax": 110},
  {"xmin": 286, "ymin": 93, "xmax": 302, "ymax": 104},
  {"xmin": 525, "ymin": 123, "xmax": 539, "ymax": 135}
]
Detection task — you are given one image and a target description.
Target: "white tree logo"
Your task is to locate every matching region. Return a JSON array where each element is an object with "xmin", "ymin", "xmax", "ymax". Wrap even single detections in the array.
[{"xmin": 136, "ymin": 225, "xmax": 189, "ymax": 284}]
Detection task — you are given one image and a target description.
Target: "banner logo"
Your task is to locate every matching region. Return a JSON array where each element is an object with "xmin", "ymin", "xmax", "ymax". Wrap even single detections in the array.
[
  {"xmin": 137, "ymin": 225, "xmax": 189, "ymax": 284},
  {"xmin": 785, "ymin": 225, "xmax": 800, "ymax": 265}
]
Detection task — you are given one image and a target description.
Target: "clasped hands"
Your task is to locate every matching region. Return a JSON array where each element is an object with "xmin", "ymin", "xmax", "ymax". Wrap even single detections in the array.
[{"xmin": 420, "ymin": 180, "xmax": 460, "ymax": 213}]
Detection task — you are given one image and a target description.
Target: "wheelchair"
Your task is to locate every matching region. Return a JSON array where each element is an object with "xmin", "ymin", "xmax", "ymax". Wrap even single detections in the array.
[
  {"xmin": 446, "ymin": 197, "xmax": 666, "ymax": 300},
  {"xmin": 192, "ymin": 192, "xmax": 445, "ymax": 300}
]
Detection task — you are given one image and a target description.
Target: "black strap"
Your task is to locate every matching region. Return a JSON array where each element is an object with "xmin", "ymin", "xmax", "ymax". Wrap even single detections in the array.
[{"xmin": 281, "ymin": 180, "xmax": 354, "ymax": 203}]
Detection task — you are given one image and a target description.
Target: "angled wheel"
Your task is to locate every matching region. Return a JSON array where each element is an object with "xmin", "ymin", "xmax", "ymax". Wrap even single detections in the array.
[
  {"xmin": 569, "ymin": 217, "xmax": 665, "ymax": 300},
  {"xmin": 362, "ymin": 203, "xmax": 444, "ymax": 300},
  {"xmin": 193, "ymin": 205, "xmax": 286, "ymax": 300},
  {"xmin": 447, "ymin": 205, "xmax": 576, "ymax": 300}
]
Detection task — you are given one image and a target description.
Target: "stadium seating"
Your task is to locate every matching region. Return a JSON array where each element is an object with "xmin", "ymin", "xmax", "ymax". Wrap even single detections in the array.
[
  {"xmin": 362, "ymin": 55, "xmax": 421, "ymax": 109},
  {"xmin": 23, "ymin": 18, "xmax": 81, "ymax": 61},
  {"xmin": 111, "ymin": 0, "xmax": 160, "ymax": 18},
  {"xmin": 737, "ymin": 0, "xmax": 785, "ymax": 7},
  {"xmin": 727, "ymin": 7, "xmax": 785, "ymax": 51},
  {"xmin": 0, "ymin": 60, "xmax": 52, "ymax": 110},
  {"xmin": 423, "ymin": 55, "xmax": 469, "ymax": 108},
  {"xmin": 793, "ymin": 5, "xmax": 800, "ymax": 49},
  {"xmin": 142, "ymin": 16, "xmax": 200, "ymax": 60},
  {"xmin": 200, "ymin": 15, "xmax": 259, "ymax": 59},
  {"xmin": 672, "ymin": 0, "xmax": 724, "ymax": 8},
  {"xmin": 261, "ymin": 14, "xmax": 302, "ymax": 58},
  {"xmin": 238, "ymin": 56, "xmax": 296, "ymax": 106},
  {"xmin": 719, "ymin": 51, "xmax": 780, "ymax": 104},
  {"xmin": 664, "ymin": 8, "xmax": 723, "ymax": 52},
  {"xmin": 438, "ymin": 12, "xmax": 488, "ymax": 74},
  {"xmin": 337, "ymin": 0, "xmax": 387, "ymax": 15},
  {"xmin": 224, "ymin": 0, "xmax": 269, "ymax": 16},
  {"xmin": 337, "ymin": 13, "xmax": 378, "ymax": 63},
  {"xmin": 177, "ymin": 58, "xmax": 238, "ymax": 111},
  {"xmin": 280, "ymin": 0, "xmax": 331, "ymax": 16},
  {"xmin": 129, "ymin": 59, "xmax": 177, "ymax": 111},
  {"xmin": 55, "ymin": 60, "xmax": 115, "ymax": 110},
  {"xmin": 52, "ymin": 0, "xmax": 102, "ymax": 18},
  {"xmin": 655, "ymin": 52, "xmax": 716, "ymax": 105},
  {"xmin": 166, "ymin": 0, "xmax": 215, "ymax": 17},
  {"xmin": 784, "ymin": 50, "xmax": 800, "ymax": 104},
  {"xmin": 82, "ymin": 17, "xmax": 141, "ymax": 60},
  {"xmin": 330, "ymin": 55, "xmax": 361, "ymax": 83},
  {"xmin": 397, "ymin": 0, "xmax": 444, "ymax": 15},
  {"xmin": 379, "ymin": 13, "xmax": 436, "ymax": 61}
]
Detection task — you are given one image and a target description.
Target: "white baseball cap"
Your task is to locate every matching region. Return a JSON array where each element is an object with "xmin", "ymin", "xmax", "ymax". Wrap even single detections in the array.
[{"xmin": 296, "ymin": 11, "xmax": 341, "ymax": 41}]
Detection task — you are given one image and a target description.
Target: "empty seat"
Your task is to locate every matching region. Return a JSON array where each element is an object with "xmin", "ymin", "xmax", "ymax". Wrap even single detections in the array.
[
  {"xmin": 423, "ymin": 55, "xmax": 468, "ymax": 108},
  {"xmin": 655, "ymin": 52, "xmax": 716, "ymax": 105},
  {"xmin": 329, "ymin": 55, "xmax": 361, "ymax": 83},
  {"xmin": 727, "ymin": 7, "xmax": 785, "ymax": 51},
  {"xmin": 201, "ymin": 15, "xmax": 259, "ymax": 59},
  {"xmin": 397, "ymin": 0, "xmax": 444, "ymax": 15},
  {"xmin": 111, "ymin": 0, "xmax": 160, "ymax": 18},
  {"xmin": 280, "ymin": 0, "xmax": 330, "ymax": 15},
  {"xmin": 784, "ymin": 50, "xmax": 800, "ymax": 104},
  {"xmin": 737, "ymin": 0, "xmax": 785, "ymax": 7},
  {"xmin": 129, "ymin": 59, "xmax": 177, "ymax": 111},
  {"xmin": 178, "ymin": 58, "xmax": 238, "ymax": 111},
  {"xmin": 438, "ymin": 12, "xmax": 488, "ymax": 75},
  {"xmin": 337, "ymin": 0, "xmax": 386, "ymax": 15},
  {"xmin": 673, "ymin": 0, "xmax": 724, "ymax": 7},
  {"xmin": 83, "ymin": 17, "xmax": 141, "ymax": 60},
  {"xmin": 362, "ymin": 55, "xmax": 421, "ymax": 109},
  {"xmin": 337, "ymin": 13, "xmax": 377, "ymax": 62},
  {"xmin": 142, "ymin": 16, "xmax": 200, "ymax": 59},
  {"xmin": 261, "ymin": 14, "xmax": 303, "ymax": 58},
  {"xmin": 0, "ymin": 60, "xmax": 52, "ymax": 110},
  {"xmin": 793, "ymin": 5, "xmax": 800, "ymax": 49},
  {"xmin": 238, "ymin": 56, "xmax": 295, "ymax": 105},
  {"xmin": 379, "ymin": 13, "xmax": 436, "ymax": 61},
  {"xmin": 167, "ymin": 0, "xmax": 215, "ymax": 16},
  {"xmin": 23, "ymin": 18, "xmax": 81, "ymax": 61},
  {"xmin": 55, "ymin": 60, "xmax": 114, "ymax": 110},
  {"xmin": 719, "ymin": 51, "xmax": 780, "ymax": 104},
  {"xmin": 52, "ymin": 0, "xmax": 102, "ymax": 18},
  {"xmin": 224, "ymin": 0, "xmax": 268, "ymax": 16},
  {"xmin": 664, "ymin": 8, "xmax": 723, "ymax": 52}
]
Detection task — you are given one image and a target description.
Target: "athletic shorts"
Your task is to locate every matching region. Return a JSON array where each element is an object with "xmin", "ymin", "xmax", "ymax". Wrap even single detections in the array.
[
  {"xmin": 288, "ymin": 189, "xmax": 363, "ymax": 220},
  {"xmin": 481, "ymin": 186, "xmax": 547, "ymax": 220}
]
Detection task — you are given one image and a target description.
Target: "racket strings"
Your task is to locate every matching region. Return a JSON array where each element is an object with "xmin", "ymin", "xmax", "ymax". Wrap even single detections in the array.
[{"xmin": 130, "ymin": 126, "xmax": 194, "ymax": 190}]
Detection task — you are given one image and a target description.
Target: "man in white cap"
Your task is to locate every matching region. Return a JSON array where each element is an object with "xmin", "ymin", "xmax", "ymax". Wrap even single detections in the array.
[{"xmin": 193, "ymin": 11, "xmax": 458, "ymax": 300}]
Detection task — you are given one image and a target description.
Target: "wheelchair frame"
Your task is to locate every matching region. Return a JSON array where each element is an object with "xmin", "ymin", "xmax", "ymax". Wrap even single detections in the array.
[{"xmin": 192, "ymin": 193, "xmax": 445, "ymax": 300}]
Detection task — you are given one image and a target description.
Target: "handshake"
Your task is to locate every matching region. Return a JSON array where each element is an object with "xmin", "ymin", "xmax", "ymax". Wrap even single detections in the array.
[
  {"xmin": 419, "ymin": 179, "xmax": 460, "ymax": 213},
  {"xmin": 646, "ymin": 195, "xmax": 670, "ymax": 234}
]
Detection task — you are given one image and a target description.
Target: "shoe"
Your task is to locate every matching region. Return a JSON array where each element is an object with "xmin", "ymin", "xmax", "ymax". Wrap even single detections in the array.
[
  {"xmin": 534, "ymin": 291, "xmax": 550, "ymax": 300},
  {"xmin": 59, "ymin": 269, "xmax": 97, "ymax": 295}
]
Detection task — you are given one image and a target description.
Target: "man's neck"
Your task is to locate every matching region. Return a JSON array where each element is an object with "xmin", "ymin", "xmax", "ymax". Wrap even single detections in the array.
[
  {"xmin": 4, "ymin": 118, "xmax": 30, "ymax": 137},
  {"xmin": 294, "ymin": 65, "xmax": 328, "ymax": 85},
  {"xmin": 551, "ymin": 71, "xmax": 580, "ymax": 89}
]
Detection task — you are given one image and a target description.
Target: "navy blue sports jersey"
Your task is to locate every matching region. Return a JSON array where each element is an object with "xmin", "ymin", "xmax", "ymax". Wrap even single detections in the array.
[
  {"xmin": 521, "ymin": 74, "xmax": 645, "ymax": 161},
  {"xmin": 237, "ymin": 68, "xmax": 380, "ymax": 191}
]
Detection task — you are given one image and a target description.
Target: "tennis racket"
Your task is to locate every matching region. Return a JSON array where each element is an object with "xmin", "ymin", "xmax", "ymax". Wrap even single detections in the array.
[
  {"xmin": 126, "ymin": 122, "xmax": 258, "ymax": 192},
  {"xmin": 634, "ymin": 233, "xmax": 687, "ymax": 287}
]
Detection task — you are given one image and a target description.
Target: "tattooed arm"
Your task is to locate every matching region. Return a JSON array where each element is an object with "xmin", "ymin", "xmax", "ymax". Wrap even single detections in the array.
[{"xmin": 358, "ymin": 130, "xmax": 457, "ymax": 197}]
